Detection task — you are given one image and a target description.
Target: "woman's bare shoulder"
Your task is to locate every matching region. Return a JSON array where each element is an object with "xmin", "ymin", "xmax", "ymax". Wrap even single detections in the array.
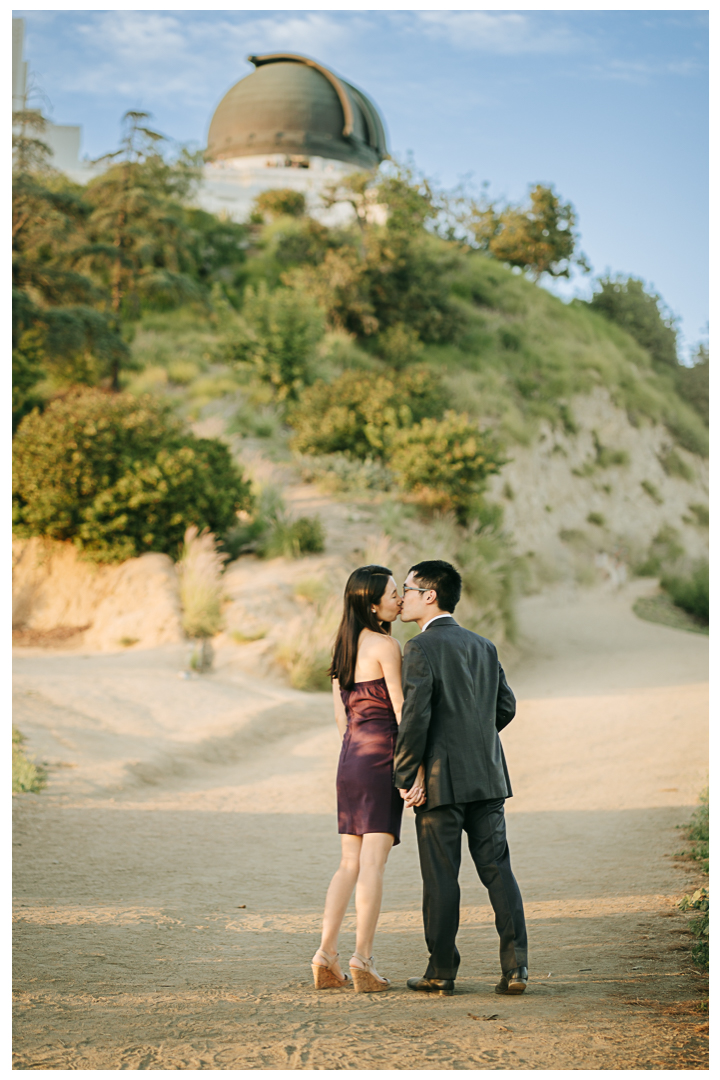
[{"xmin": 363, "ymin": 632, "xmax": 401, "ymax": 659}]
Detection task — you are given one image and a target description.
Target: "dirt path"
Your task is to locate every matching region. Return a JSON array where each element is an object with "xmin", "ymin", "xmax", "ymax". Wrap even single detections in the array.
[{"xmin": 13, "ymin": 581, "xmax": 708, "ymax": 1070}]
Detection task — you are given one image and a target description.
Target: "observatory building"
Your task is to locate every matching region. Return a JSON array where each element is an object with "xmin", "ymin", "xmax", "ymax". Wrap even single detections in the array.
[
  {"xmin": 12, "ymin": 23, "xmax": 389, "ymax": 222},
  {"xmin": 200, "ymin": 53, "xmax": 389, "ymax": 222}
]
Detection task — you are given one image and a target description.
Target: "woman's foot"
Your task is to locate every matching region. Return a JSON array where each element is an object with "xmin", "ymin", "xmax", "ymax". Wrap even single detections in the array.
[
  {"xmin": 349, "ymin": 952, "xmax": 390, "ymax": 992},
  {"xmin": 311, "ymin": 948, "xmax": 349, "ymax": 989}
]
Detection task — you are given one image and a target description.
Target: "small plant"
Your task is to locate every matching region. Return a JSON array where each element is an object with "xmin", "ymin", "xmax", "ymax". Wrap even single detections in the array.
[
  {"xmin": 586, "ymin": 512, "xmax": 605, "ymax": 527},
  {"xmin": 661, "ymin": 561, "xmax": 709, "ymax": 623},
  {"xmin": 178, "ymin": 527, "xmax": 227, "ymax": 672},
  {"xmin": 12, "ymin": 727, "xmax": 46, "ymax": 794},
  {"xmin": 640, "ymin": 479, "xmax": 664, "ymax": 505},
  {"xmin": 261, "ymin": 515, "xmax": 325, "ymax": 559},
  {"xmin": 592, "ymin": 431, "xmax": 629, "ymax": 468},
  {"xmin": 677, "ymin": 888, "xmax": 709, "ymax": 968},
  {"xmin": 688, "ymin": 503, "xmax": 709, "ymax": 528},
  {"xmin": 658, "ymin": 446, "xmax": 695, "ymax": 482},
  {"xmin": 297, "ymin": 453, "xmax": 395, "ymax": 494}
]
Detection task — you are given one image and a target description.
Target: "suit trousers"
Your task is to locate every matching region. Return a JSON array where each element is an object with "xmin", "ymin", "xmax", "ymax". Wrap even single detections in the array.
[{"xmin": 415, "ymin": 798, "xmax": 527, "ymax": 980}]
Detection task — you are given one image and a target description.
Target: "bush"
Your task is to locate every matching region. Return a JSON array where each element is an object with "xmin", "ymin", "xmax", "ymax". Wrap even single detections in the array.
[
  {"xmin": 288, "ymin": 367, "xmax": 448, "ymax": 460},
  {"xmin": 261, "ymin": 515, "xmax": 325, "ymax": 559},
  {"xmin": 13, "ymin": 388, "xmax": 252, "ymax": 563},
  {"xmin": 388, "ymin": 411, "xmax": 505, "ymax": 513},
  {"xmin": 226, "ymin": 283, "xmax": 325, "ymax": 401},
  {"xmin": 588, "ymin": 275, "xmax": 678, "ymax": 373},
  {"xmin": 634, "ymin": 524, "xmax": 685, "ymax": 577},
  {"xmin": 661, "ymin": 561, "xmax": 709, "ymax": 623}
]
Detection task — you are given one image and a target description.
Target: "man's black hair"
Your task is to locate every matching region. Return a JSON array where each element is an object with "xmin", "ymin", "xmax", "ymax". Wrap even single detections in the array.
[{"xmin": 409, "ymin": 560, "xmax": 462, "ymax": 614}]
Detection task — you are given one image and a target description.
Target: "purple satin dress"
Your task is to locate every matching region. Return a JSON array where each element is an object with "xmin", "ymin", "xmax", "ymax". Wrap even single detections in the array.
[{"xmin": 337, "ymin": 677, "xmax": 404, "ymax": 846}]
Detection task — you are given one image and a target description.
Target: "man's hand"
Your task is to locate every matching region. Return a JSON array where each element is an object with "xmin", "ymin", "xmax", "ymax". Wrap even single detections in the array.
[{"xmin": 400, "ymin": 783, "xmax": 426, "ymax": 807}]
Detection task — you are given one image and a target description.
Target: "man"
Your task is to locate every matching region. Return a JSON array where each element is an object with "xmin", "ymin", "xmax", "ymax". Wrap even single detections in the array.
[{"xmin": 394, "ymin": 559, "xmax": 527, "ymax": 997}]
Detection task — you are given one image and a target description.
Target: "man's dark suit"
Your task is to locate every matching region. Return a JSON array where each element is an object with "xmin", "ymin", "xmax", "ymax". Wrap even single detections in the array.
[{"xmin": 393, "ymin": 615, "xmax": 527, "ymax": 981}]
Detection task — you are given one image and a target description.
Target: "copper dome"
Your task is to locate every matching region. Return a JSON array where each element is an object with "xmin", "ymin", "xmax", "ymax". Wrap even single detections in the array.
[{"xmin": 206, "ymin": 53, "xmax": 388, "ymax": 169}]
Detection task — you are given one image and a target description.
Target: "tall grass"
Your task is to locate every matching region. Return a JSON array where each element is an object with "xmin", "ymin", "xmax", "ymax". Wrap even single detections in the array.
[
  {"xmin": 274, "ymin": 591, "xmax": 341, "ymax": 691},
  {"xmin": 178, "ymin": 526, "xmax": 227, "ymax": 640}
]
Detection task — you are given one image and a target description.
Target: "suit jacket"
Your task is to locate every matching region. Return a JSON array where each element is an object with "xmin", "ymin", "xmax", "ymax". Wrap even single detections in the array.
[{"xmin": 393, "ymin": 616, "xmax": 516, "ymax": 810}]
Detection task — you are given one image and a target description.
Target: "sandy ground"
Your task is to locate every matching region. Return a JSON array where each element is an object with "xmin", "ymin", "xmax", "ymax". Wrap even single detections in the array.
[{"xmin": 12, "ymin": 579, "xmax": 708, "ymax": 1070}]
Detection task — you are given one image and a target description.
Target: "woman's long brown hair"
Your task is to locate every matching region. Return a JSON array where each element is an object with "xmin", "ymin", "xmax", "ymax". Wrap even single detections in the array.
[{"xmin": 330, "ymin": 565, "xmax": 393, "ymax": 690}]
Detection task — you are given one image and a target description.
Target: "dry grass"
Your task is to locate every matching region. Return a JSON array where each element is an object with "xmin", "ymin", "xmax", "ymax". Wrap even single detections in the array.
[{"xmin": 178, "ymin": 527, "xmax": 227, "ymax": 640}]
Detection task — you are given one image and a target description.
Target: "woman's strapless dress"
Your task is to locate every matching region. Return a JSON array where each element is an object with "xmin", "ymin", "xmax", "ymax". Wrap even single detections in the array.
[{"xmin": 337, "ymin": 677, "xmax": 404, "ymax": 846}]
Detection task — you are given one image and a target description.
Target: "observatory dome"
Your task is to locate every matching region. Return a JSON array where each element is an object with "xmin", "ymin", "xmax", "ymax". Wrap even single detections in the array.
[{"xmin": 206, "ymin": 53, "xmax": 388, "ymax": 170}]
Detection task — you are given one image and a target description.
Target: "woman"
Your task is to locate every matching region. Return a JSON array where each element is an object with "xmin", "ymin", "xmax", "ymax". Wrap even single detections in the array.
[{"xmin": 311, "ymin": 565, "xmax": 425, "ymax": 993}]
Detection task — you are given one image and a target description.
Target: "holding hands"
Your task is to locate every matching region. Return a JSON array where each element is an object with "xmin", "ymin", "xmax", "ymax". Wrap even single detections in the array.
[{"xmin": 400, "ymin": 766, "xmax": 426, "ymax": 807}]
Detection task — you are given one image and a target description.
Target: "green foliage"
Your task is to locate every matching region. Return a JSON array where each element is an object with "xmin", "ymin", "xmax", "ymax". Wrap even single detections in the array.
[
  {"xmin": 253, "ymin": 188, "xmax": 306, "ymax": 219},
  {"xmin": 225, "ymin": 283, "xmax": 325, "ymax": 401},
  {"xmin": 288, "ymin": 367, "xmax": 448, "ymax": 460},
  {"xmin": 634, "ymin": 524, "xmax": 685, "ymax": 577},
  {"xmin": 178, "ymin": 526, "xmax": 227, "ymax": 639},
  {"xmin": 486, "ymin": 184, "xmax": 589, "ymax": 280},
  {"xmin": 12, "ymin": 727, "xmax": 46, "ymax": 794},
  {"xmin": 661, "ymin": 561, "xmax": 709, "ymax": 623},
  {"xmin": 374, "ymin": 322, "xmax": 424, "ymax": 368},
  {"xmin": 678, "ymin": 789, "xmax": 709, "ymax": 871},
  {"xmin": 640, "ymin": 479, "xmax": 663, "ymax": 505},
  {"xmin": 261, "ymin": 515, "xmax": 325, "ymax": 559},
  {"xmin": 676, "ymin": 344, "xmax": 709, "ymax": 425},
  {"xmin": 388, "ymin": 411, "xmax": 505, "ymax": 514},
  {"xmin": 13, "ymin": 388, "xmax": 252, "ymax": 563},
  {"xmin": 687, "ymin": 503, "xmax": 709, "ymax": 527},
  {"xmin": 588, "ymin": 275, "xmax": 678, "ymax": 373},
  {"xmin": 658, "ymin": 446, "xmax": 695, "ymax": 481},
  {"xmin": 586, "ymin": 512, "xmax": 605, "ymax": 527},
  {"xmin": 676, "ymin": 789, "xmax": 709, "ymax": 969},
  {"xmin": 12, "ymin": 328, "xmax": 46, "ymax": 430}
]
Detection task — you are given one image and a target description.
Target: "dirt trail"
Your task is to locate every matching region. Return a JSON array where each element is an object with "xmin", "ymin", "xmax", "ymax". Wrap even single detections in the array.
[{"xmin": 13, "ymin": 580, "xmax": 708, "ymax": 1070}]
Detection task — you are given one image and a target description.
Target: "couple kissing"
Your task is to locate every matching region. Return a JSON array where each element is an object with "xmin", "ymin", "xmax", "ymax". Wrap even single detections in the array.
[{"xmin": 311, "ymin": 560, "xmax": 528, "ymax": 998}]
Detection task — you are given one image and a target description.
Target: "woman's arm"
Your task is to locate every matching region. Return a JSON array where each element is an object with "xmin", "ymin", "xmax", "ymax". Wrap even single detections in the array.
[
  {"xmin": 332, "ymin": 678, "xmax": 348, "ymax": 738},
  {"xmin": 376, "ymin": 636, "xmax": 404, "ymax": 724}
]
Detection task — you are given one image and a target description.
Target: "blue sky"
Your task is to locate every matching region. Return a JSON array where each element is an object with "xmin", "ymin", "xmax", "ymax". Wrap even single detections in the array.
[{"xmin": 15, "ymin": 7, "xmax": 708, "ymax": 358}]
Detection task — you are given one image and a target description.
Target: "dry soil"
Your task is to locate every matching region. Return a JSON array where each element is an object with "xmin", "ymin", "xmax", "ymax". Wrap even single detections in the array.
[{"xmin": 12, "ymin": 579, "xmax": 708, "ymax": 1070}]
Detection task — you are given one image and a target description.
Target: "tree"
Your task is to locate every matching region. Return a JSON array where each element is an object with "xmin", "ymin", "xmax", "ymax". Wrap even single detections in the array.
[
  {"xmin": 12, "ymin": 125, "xmax": 128, "ymax": 402},
  {"xmin": 589, "ymin": 275, "xmax": 678, "ymax": 372},
  {"xmin": 488, "ymin": 184, "xmax": 590, "ymax": 280},
  {"xmin": 82, "ymin": 111, "xmax": 203, "ymax": 386},
  {"xmin": 12, "ymin": 108, "xmax": 52, "ymax": 174}
]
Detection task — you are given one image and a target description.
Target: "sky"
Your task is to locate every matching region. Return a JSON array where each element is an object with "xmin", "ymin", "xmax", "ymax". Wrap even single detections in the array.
[{"xmin": 15, "ymin": 6, "xmax": 709, "ymax": 359}]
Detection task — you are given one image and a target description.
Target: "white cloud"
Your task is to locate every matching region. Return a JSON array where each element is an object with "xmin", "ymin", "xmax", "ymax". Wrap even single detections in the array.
[
  {"xmin": 60, "ymin": 10, "xmax": 364, "ymax": 108},
  {"xmin": 414, "ymin": 11, "xmax": 583, "ymax": 56}
]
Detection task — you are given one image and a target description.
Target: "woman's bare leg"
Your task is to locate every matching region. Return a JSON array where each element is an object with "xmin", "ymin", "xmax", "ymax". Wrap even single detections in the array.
[
  {"xmin": 353, "ymin": 832, "xmax": 394, "ymax": 961},
  {"xmin": 313, "ymin": 835, "xmax": 361, "ymax": 979}
]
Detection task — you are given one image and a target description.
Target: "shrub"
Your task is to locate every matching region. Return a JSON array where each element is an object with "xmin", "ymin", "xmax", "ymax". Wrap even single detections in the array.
[
  {"xmin": 658, "ymin": 446, "xmax": 695, "ymax": 482},
  {"xmin": 261, "ymin": 515, "xmax": 325, "ymax": 559},
  {"xmin": 640, "ymin": 480, "xmax": 663, "ymax": 505},
  {"xmin": 226, "ymin": 283, "xmax": 325, "ymax": 401},
  {"xmin": 12, "ymin": 727, "xmax": 45, "ymax": 794},
  {"xmin": 586, "ymin": 512, "xmax": 605, "ymax": 527},
  {"xmin": 178, "ymin": 526, "xmax": 227, "ymax": 639},
  {"xmin": 388, "ymin": 411, "xmax": 505, "ymax": 513},
  {"xmin": 634, "ymin": 524, "xmax": 685, "ymax": 577},
  {"xmin": 13, "ymin": 388, "xmax": 252, "ymax": 563},
  {"xmin": 661, "ymin": 561, "xmax": 709, "ymax": 623},
  {"xmin": 288, "ymin": 367, "xmax": 449, "ymax": 460}
]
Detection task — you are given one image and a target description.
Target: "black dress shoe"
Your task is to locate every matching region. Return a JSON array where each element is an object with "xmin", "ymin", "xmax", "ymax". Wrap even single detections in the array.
[
  {"xmin": 495, "ymin": 967, "xmax": 528, "ymax": 995},
  {"xmin": 407, "ymin": 976, "xmax": 454, "ymax": 996}
]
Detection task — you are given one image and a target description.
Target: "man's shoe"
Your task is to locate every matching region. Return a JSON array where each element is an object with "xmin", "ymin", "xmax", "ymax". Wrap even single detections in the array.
[
  {"xmin": 407, "ymin": 976, "xmax": 454, "ymax": 996},
  {"xmin": 495, "ymin": 967, "xmax": 528, "ymax": 995}
]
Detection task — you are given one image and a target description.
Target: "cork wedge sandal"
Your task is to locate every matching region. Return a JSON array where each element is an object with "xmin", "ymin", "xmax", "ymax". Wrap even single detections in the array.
[
  {"xmin": 311, "ymin": 949, "xmax": 350, "ymax": 989},
  {"xmin": 349, "ymin": 952, "xmax": 390, "ymax": 992}
]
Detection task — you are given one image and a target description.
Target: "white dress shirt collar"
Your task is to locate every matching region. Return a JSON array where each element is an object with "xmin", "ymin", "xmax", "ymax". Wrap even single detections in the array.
[{"xmin": 420, "ymin": 614, "xmax": 454, "ymax": 632}]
